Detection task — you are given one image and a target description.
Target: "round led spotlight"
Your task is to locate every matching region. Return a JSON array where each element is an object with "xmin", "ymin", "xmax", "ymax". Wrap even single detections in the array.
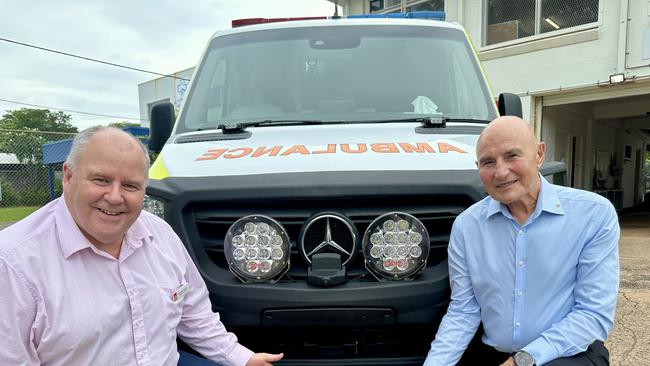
[
  {"xmin": 362, "ymin": 212, "xmax": 429, "ymax": 281},
  {"xmin": 224, "ymin": 215, "xmax": 290, "ymax": 283}
]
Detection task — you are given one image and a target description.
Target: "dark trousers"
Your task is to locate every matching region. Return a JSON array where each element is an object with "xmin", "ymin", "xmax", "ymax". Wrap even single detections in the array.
[
  {"xmin": 178, "ymin": 350, "xmax": 219, "ymax": 366},
  {"xmin": 457, "ymin": 340, "xmax": 610, "ymax": 366}
]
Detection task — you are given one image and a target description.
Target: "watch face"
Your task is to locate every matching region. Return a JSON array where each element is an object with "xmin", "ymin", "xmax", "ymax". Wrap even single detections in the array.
[{"xmin": 514, "ymin": 351, "xmax": 535, "ymax": 366}]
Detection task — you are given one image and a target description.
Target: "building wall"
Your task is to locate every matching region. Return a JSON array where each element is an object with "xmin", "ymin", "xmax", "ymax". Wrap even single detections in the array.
[
  {"xmin": 463, "ymin": 1, "xmax": 650, "ymax": 98},
  {"xmin": 340, "ymin": 1, "xmax": 650, "ymax": 97},
  {"xmin": 137, "ymin": 67, "xmax": 194, "ymax": 127}
]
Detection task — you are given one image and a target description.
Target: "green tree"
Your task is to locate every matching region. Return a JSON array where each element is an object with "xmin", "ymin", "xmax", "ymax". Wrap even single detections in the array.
[
  {"xmin": 0, "ymin": 108, "xmax": 78, "ymax": 164},
  {"xmin": 109, "ymin": 121, "xmax": 141, "ymax": 129}
]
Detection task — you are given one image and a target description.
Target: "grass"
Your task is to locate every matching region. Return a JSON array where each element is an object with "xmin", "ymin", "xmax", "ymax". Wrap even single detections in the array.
[{"xmin": 0, "ymin": 206, "xmax": 39, "ymax": 223}]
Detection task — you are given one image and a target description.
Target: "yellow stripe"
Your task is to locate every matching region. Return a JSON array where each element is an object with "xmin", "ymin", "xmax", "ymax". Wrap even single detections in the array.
[{"xmin": 149, "ymin": 154, "xmax": 170, "ymax": 180}]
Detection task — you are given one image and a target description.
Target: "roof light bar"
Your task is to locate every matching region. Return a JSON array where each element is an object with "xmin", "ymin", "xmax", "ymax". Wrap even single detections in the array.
[
  {"xmin": 231, "ymin": 11, "xmax": 446, "ymax": 28},
  {"xmin": 232, "ymin": 16, "xmax": 327, "ymax": 28},
  {"xmin": 348, "ymin": 11, "xmax": 446, "ymax": 21}
]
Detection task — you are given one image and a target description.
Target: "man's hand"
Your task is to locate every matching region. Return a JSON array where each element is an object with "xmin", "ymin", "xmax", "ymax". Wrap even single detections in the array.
[
  {"xmin": 499, "ymin": 356, "xmax": 515, "ymax": 366},
  {"xmin": 245, "ymin": 352, "xmax": 284, "ymax": 366}
]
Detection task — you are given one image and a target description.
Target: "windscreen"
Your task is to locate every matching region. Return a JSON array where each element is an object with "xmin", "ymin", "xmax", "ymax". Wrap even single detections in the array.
[{"xmin": 179, "ymin": 24, "xmax": 497, "ymax": 132}]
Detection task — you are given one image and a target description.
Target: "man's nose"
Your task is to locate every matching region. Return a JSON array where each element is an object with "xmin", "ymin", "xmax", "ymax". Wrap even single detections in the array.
[
  {"xmin": 105, "ymin": 183, "xmax": 124, "ymax": 204},
  {"xmin": 494, "ymin": 159, "xmax": 509, "ymax": 178}
]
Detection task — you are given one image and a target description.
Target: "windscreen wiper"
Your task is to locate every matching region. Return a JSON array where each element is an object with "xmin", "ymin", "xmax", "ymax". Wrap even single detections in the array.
[
  {"xmin": 339, "ymin": 117, "xmax": 491, "ymax": 128},
  {"xmin": 217, "ymin": 119, "xmax": 324, "ymax": 133}
]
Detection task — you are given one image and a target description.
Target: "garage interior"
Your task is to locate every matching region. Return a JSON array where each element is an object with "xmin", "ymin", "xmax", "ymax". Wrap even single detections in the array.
[{"xmin": 541, "ymin": 92, "xmax": 650, "ymax": 210}]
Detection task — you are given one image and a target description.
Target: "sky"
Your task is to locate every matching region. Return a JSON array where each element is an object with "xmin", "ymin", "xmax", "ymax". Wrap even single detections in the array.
[{"xmin": 0, "ymin": 0, "xmax": 339, "ymax": 130}]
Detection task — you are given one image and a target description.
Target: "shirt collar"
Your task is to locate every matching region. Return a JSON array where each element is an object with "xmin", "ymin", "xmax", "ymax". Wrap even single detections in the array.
[
  {"xmin": 123, "ymin": 213, "xmax": 153, "ymax": 250},
  {"xmin": 485, "ymin": 173, "xmax": 565, "ymax": 220},
  {"xmin": 55, "ymin": 197, "xmax": 94, "ymax": 259},
  {"xmin": 55, "ymin": 196, "xmax": 153, "ymax": 259}
]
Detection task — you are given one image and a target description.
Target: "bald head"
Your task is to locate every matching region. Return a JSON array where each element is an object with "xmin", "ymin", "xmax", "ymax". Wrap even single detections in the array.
[
  {"xmin": 477, "ymin": 116, "xmax": 538, "ymax": 159},
  {"xmin": 65, "ymin": 126, "xmax": 150, "ymax": 177}
]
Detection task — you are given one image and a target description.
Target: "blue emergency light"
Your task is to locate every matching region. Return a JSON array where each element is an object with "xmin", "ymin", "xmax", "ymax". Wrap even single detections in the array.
[{"xmin": 347, "ymin": 11, "xmax": 446, "ymax": 21}]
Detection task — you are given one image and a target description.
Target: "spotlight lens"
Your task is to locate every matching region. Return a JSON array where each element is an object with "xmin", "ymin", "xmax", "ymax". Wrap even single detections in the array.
[
  {"xmin": 271, "ymin": 234, "xmax": 283, "ymax": 246},
  {"xmin": 362, "ymin": 212, "xmax": 430, "ymax": 281},
  {"xmin": 244, "ymin": 222, "xmax": 256, "ymax": 234},
  {"xmin": 258, "ymin": 235, "xmax": 270, "ymax": 246},
  {"xmin": 233, "ymin": 248, "xmax": 245, "ymax": 261},
  {"xmin": 370, "ymin": 245, "xmax": 383, "ymax": 258},
  {"xmin": 245, "ymin": 235, "xmax": 257, "ymax": 246},
  {"xmin": 383, "ymin": 220, "xmax": 396, "ymax": 232},
  {"xmin": 224, "ymin": 215, "xmax": 291, "ymax": 283},
  {"xmin": 409, "ymin": 232, "xmax": 423, "ymax": 244},
  {"xmin": 410, "ymin": 246, "xmax": 423, "ymax": 258}
]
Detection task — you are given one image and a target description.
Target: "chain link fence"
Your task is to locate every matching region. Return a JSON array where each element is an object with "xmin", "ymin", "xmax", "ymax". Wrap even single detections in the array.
[{"xmin": 0, "ymin": 129, "xmax": 76, "ymax": 207}]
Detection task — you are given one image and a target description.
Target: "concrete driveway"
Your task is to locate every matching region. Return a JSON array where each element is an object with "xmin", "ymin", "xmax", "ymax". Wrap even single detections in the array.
[{"xmin": 607, "ymin": 211, "xmax": 650, "ymax": 365}]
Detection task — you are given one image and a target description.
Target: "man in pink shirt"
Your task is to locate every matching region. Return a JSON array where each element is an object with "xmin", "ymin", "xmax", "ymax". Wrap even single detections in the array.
[{"xmin": 0, "ymin": 127, "xmax": 283, "ymax": 366}]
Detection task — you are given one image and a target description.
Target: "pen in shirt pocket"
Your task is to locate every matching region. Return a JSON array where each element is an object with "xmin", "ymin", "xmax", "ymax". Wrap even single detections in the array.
[{"xmin": 171, "ymin": 283, "xmax": 189, "ymax": 302}]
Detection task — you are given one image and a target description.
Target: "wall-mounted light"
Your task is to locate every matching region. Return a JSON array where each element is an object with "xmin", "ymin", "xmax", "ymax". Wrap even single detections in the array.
[
  {"xmin": 544, "ymin": 17, "xmax": 560, "ymax": 30},
  {"xmin": 609, "ymin": 73, "xmax": 625, "ymax": 84}
]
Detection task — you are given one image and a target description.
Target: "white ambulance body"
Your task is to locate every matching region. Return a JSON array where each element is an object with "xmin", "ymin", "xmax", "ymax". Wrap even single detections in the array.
[{"xmin": 145, "ymin": 13, "xmax": 530, "ymax": 365}]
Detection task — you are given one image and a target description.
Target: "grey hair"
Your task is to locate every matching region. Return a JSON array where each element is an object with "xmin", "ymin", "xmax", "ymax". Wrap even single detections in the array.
[{"xmin": 64, "ymin": 126, "xmax": 151, "ymax": 177}]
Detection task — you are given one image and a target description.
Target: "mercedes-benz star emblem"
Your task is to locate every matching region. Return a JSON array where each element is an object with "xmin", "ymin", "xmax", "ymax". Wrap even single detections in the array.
[
  {"xmin": 306, "ymin": 217, "xmax": 350, "ymax": 257},
  {"xmin": 299, "ymin": 213, "xmax": 359, "ymax": 266}
]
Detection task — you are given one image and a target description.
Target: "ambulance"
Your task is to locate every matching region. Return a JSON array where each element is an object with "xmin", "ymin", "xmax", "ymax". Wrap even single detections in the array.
[{"xmin": 144, "ymin": 12, "xmax": 556, "ymax": 365}]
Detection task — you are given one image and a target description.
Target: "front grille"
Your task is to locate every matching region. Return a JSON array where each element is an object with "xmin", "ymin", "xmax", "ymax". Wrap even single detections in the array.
[
  {"xmin": 231, "ymin": 323, "xmax": 438, "ymax": 359},
  {"xmin": 192, "ymin": 195, "xmax": 473, "ymax": 279}
]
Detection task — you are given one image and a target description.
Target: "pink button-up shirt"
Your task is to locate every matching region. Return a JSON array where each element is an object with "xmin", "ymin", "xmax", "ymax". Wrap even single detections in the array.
[{"xmin": 0, "ymin": 197, "xmax": 253, "ymax": 366}]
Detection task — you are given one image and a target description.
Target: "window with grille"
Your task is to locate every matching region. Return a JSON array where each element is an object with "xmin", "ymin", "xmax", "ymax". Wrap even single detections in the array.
[
  {"xmin": 370, "ymin": 0, "xmax": 444, "ymax": 13},
  {"xmin": 484, "ymin": 0, "xmax": 599, "ymax": 46}
]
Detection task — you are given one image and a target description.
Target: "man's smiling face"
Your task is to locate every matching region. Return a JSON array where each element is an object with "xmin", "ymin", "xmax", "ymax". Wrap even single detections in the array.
[
  {"xmin": 476, "ymin": 117, "xmax": 545, "ymax": 209},
  {"xmin": 63, "ymin": 129, "xmax": 147, "ymax": 252}
]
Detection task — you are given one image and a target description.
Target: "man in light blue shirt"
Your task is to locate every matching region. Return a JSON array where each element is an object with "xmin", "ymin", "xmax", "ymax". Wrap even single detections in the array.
[{"xmin": 424, "ymin": 117, "xmax": 619, "ymax": 366}]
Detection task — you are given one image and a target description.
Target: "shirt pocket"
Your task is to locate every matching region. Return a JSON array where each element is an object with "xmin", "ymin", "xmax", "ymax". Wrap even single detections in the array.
[{"xmin": 158, "ymin": 282, "xmax": 188, "ymax": 335}]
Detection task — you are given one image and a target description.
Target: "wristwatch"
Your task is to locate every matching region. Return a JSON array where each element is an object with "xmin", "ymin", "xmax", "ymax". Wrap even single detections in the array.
[{"xmin": 513, "ymin": 350, "xmax": 536, "ymax": 366}]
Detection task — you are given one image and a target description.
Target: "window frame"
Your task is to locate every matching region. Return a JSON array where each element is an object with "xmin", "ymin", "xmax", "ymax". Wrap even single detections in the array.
[{"xmin": 481, "ymin": 0, "xmax": 601, "ymax": 48}]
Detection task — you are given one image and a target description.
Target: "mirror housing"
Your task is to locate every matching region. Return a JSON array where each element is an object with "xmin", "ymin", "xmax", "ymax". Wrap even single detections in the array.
[
  {"xmin": 540, "ymin": 161, "xmax": 567, "ymax": 186},
  {"xmin": 148, "ymin": 102, "xmax": 175, "ymax": 152},
  {"xmin": 498, "ymin": 93, "xmax": 522, "ymax": 118}
]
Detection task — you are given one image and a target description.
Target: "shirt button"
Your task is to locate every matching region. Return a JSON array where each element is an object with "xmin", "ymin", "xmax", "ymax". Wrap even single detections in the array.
[
  {"xmin": 515, "ymin": 321, "xmax": 521, "ymax": 327},
  {"xmin": 517, "ymin": 290, "xmax": 523, "ymax": 296},
  {"xmin": 518, "ymin": 260, "xmax": 524, "ymax": 267},
  {"xmin": 518, "ymin": 230, "xmax": 523, "ymax": 235}
]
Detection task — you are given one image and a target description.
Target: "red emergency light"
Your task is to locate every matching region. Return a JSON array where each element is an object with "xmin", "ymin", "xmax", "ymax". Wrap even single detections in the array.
[{"xmin": 232, "ymin": 16, "xmax": 327, "ymax": 28}]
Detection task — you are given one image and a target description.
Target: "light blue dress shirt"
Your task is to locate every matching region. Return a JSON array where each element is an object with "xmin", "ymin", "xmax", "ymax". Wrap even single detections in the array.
[{"xmin": 424, "ymin": 176, "xmax": 620, "ymax": 366}]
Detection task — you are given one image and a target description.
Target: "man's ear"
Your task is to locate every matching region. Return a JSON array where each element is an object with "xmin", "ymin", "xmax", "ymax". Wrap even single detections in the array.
[
  {"xmin": 62, "ymin": 163, "xmax": 73, "ymax": 187},
  {"xmin": 536, "ymin": 142, "xmax": 546, "ymax": 168}
]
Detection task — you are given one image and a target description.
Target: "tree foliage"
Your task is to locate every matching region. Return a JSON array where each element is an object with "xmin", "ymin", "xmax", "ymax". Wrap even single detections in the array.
[
  {"xmin": 0, "ymin": 108, "xmax": 78, "ymax": 164},
  {"xmin": 108, "ymin": 121, "xmax": 141, "ymax": 130}
]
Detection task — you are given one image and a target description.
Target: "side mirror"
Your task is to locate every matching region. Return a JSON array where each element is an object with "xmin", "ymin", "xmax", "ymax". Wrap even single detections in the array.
[
  {"xmin": 498, "ymin": 93, "xmax": 522, "ymax": 118},
  {"xmin": 148, "ymin": 102, "xmax": 175, "ymax": 152},
  {"xmin": 540, "ymin": 161, "xmax": 567, "ymax": 186}
]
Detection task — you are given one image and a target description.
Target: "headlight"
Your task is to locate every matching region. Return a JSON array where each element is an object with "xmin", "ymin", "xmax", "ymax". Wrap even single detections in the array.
[
  {"xmin": 362, "ymin": 212, "xmax": 429, "ymax": 281},
  {"xmin": 142, "ymin": 195, "xmax": 165, "ymax": 218},
  {"xmin": 224, "ymin": 215, "xmax": 291, "ymax": 283}
]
